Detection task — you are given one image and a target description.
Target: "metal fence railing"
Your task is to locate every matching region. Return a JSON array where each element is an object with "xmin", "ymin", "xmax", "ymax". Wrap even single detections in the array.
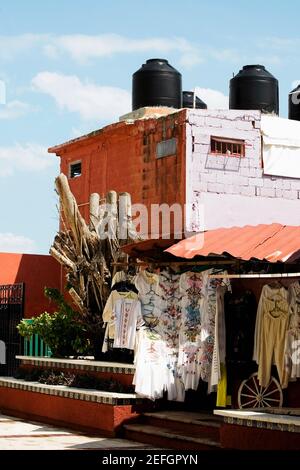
[
  {"xmin": 0, "ymin": 283, "xmax": 24, "ymax": 376},
  {"xmin": 22, "ymin": 320, "xmax": 52, "ymax": 357}
]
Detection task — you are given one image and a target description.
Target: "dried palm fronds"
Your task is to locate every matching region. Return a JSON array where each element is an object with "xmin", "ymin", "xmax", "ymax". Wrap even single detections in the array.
[{"xmin": 50, "ymin": 173, "xmax": 139, "ymax": 338}]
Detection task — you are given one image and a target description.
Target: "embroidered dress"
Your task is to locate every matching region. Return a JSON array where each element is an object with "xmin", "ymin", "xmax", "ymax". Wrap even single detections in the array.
[
  {"xmin": 135, "ymin": 271, "xmax": 164, "ymax": 330},
  {"xmin": 112, "ymin": 298, "xmax": 143, "ymax": 350},
  {"xmin": 177, "ymin": 272, "xmax": 205, "ymax": 391},
  {"xmin": 102, "ymin": 290, "xmax": 138, "ymax": 352},
  {"xmin": 158, "ymin": 269, "xmax": 185, "ymax": 401},
  {"xmin": 133, "ymin": 328, "xmax": 172, "ymax": 400},
  {"xmin": 158, "ymin": 269, "xmax": 182, "ymax": 350},
  {"xmin": 210, "ymin": 284, "xmax": 228, "ymax": 390},
  {"xmin": 284, "ymin": 281, "xmax": 300, "ymax": 387},
  {"xmin": 200, "ymin": 270, "xmax": 230, "ymax": 392},
  {"xmin": 253, "ymin": 285, "xmax": 289, "ymax": 387}
]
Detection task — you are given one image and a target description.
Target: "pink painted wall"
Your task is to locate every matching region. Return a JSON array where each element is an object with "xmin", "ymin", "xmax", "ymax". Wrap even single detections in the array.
[{"xmin": 185, "ymin": 109, "xmax": 300, "ymax": 232}]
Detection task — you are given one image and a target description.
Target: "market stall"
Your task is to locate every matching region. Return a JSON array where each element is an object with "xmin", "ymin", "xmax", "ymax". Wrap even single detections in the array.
[{"xmin": 100, "ymin": 224, "xmax": 300, "ymax": 411}]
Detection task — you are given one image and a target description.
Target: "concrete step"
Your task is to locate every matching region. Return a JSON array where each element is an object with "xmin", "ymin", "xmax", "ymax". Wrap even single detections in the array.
[
  {"xmin": 142, "ymin": 411, "xmax": 222, "ymax": 441},
  {"xmin": 123, "ymin": 423, "xmax": 221, "ymax": 451}
]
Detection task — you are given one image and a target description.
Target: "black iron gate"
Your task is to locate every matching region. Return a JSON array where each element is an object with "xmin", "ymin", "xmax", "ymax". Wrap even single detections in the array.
[{"xmin": 0, "ymin": 283, "xmax": 24, "ymax": 376}]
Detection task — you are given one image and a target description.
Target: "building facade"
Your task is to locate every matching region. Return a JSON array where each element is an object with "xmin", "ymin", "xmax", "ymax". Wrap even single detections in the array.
[{"xmin": 49, "ymin": 108, "xmax": 300, "ymax": 237}]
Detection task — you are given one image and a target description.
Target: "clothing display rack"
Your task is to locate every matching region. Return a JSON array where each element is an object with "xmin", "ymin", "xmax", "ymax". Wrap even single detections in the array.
[
  {"xmin": 112, "ymin": 260, "xmax": 236, "ymax": 267},
  {"xmin": 209, "ymin": 272, "xmax": 300, "ymax": 279},
  {"xmin": 112, "ymin": 260, "xmax": 300, "ymax": 278}
]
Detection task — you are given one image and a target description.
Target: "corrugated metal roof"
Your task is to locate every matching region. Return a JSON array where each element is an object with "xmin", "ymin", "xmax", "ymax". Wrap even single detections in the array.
[
  {"xmin": 165, "ymin": 224, "xmax": 300, "ymax": 262},
  {"xmin": 121, "ymin": 238, "xmax": 177, "ymax": 258}
]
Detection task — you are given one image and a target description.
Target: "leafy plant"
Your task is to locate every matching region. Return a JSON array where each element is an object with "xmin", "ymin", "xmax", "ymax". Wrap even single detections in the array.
[
  {"xmin": 13, "ymin": 367, "xmax": 134, "ymax": 393},
  {"xmin": 38, "ymin": 369, "xmax": 75, "ymax": 386},
  {"xmin": 17, "ymin": 288, "xmax": 92, "ymax": 358}
]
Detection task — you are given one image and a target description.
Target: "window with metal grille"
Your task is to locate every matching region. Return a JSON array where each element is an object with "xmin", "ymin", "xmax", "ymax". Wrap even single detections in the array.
[
  {"xmin": 210, "ymin": 137, "xmax": 245, "ymax": 157},
  {"xmin": 69, "ymin": 161, "xmax": 82, "ymax": 178}
]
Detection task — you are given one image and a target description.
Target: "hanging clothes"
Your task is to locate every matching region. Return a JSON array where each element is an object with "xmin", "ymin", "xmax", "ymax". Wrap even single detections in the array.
[
  {"xmin": 135, "ymin": 270, "xmax": 165, "ymax": 330},
  {"xmin": 283, "ymin": 281, "xmax": 300, "ymax": 387},
  {"xmin": 131, "ymin": 266, "xmax": 230, "ymax": 400},
  {"xmin": 216, "ymin": 363, "xmax": 227, "ymax": 407},
  {"xmin": 111, "ymin": 270, "xmax": 127, "ymax": 287},
  {"xmin": 102, "ymin": 290, "xmax": 138, "ymax": 352},
  {"xmin": 200, "ymin": 270, "xmax": 230, "ymax": 392},
  {"xmin": 111, "ymin": 280, "xmax": 138, "ymax": 294},
  {"xmin": 158, "ymin": 269, "xmax": 185, "ymax": 401},
  {"xmin": 111, "ymin": 270, "xmax": 136, "ymax": 287},
  {"xmin": 158, "ymin": 269, "xmax": 182, "ymax": 350},
  {"xmin": 225, "ymin": 290, "xmax": 257, "ymax": 362},
  {"xmin": 177, "ymin": 271, "xmax": 205, "ymax": 391},
  {"xmin": 210, "ymin": 282, "xmax": 228, "ymax": 391},
  {"xmin": 253, "ymin": 284, "xmax": 289, "ymax": 388},
  {"xmin": 133, "ymin": 327, "xmax": 172, "ymax": 400},
  {"xmin": 112, "ymin": 298, "xmax": 144, "ymax": 350}
]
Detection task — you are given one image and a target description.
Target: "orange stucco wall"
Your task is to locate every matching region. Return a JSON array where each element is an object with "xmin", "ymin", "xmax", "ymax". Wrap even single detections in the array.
[
  {"xmin": 0, "ymin": 253, "xmax": 62, "ymax": 318},
  {"xmin": 53, "ymin": 110, "xmax": 187, "ymax": 236}
]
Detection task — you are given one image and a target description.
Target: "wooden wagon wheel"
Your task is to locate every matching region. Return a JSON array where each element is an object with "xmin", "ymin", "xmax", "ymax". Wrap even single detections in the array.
[{"xmin": 237, "ymin": 372, "xmax": 283, "ymax": 409}]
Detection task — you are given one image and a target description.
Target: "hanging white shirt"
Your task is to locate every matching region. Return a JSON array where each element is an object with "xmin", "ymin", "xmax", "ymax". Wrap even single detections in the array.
[{"xmin": 112, "ymin": 298, "xmax": 144, "ymax": 350}]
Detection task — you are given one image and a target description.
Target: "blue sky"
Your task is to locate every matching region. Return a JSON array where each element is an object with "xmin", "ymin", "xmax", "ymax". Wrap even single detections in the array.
[{"xmin": 0, "ymin": 0, "xmax": 300, "ymax": 254}]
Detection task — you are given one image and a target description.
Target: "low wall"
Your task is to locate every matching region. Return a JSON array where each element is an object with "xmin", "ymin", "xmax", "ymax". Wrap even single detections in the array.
[
  {"xmin": 16, "ymin": 356, "xmax": 135, "ymax": 388},
  {"xmin": 215, "ymin": 409, "xmax": 300, "ymax": 450},
  {"xmin": 220, "ymin": 423, "xmax": 300, "ymax": 450},
  {"xmin": 0, "ymin": 378, "xmax": 141, "ymax": 436}
]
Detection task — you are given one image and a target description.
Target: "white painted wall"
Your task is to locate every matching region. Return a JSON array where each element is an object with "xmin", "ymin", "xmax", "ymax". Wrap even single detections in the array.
[{"xmin": 185, "ymin": 109, "xmax": 300, "ymax": 232}]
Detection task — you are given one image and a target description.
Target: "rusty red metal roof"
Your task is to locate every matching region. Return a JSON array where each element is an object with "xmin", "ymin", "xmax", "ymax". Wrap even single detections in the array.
[
  {"xmin": 121, "ymin": 238, "xmax": 177, "ymax": 259},
  {"xmin": 165, "ymin": 224, "xmax": 300, "ymax": 262}
]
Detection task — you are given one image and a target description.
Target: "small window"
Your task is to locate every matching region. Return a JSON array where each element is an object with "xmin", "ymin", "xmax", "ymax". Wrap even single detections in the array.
[
  {"xmin": 156, "ymin": 138, "xmax": 177, "ymax": 159},
  {"xmin": 210, "ymin": 137, "xmax": 245, "ymax": 157},
  {"xmin": 69, "ymin": 161, "xmax": 82, "ymax": 178}
]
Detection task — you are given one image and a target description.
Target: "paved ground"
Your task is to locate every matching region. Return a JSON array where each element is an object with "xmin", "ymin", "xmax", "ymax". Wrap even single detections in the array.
[{"xmin": 0, "ymin": 413, "xmax": 151, "ymax": 450}]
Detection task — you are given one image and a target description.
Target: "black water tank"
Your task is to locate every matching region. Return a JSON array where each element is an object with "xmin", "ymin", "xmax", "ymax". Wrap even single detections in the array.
[
  {"xmin": 132, "ymin": 58, "xmax": 182, "ymax": 110},
  {"xmin": 289, "ymin": 85, "xmax": 300, "ymax": 121},
  {"xmin": 182, "ymin": 91, "xmax": 207, "ymax": 109},
  {"xmin": 229, "ymin": 65, "xmax": 279, "ymax": 114}
]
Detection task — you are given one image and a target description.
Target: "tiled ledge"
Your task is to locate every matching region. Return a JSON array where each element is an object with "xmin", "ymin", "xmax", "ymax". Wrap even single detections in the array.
[
  {"xmin": 0, "ymin": 377, "xmax": 138, "ymax": 405},
  {"xmin": 214, "ymin": 409, "xmax": 300, "ymax": 433},
  {"xmin": 16, "ymin": 356, "xmax": 135, "ymax": 375}
]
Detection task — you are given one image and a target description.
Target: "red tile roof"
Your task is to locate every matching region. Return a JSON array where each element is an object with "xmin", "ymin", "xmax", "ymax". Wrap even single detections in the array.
[{"xmin": 165, "ymin": 224, "xmax": 300, "ymax": 262}]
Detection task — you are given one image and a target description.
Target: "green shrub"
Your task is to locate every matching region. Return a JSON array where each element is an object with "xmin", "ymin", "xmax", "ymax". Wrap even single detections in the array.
[{"xmin": 17, "ymin": 288, "xmax": 91, "ymax": 358}]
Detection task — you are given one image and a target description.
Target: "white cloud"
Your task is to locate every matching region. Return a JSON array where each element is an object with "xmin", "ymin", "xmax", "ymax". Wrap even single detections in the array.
[
  {"xmin": 179, "ymin": 51, "xmax": 203, "ymax": 68},
  {"xmin": 0, "ymin": 233, "xmax": 36, "ymax": 254},
  {"xmin": 0, "ymin": 143, "xmax": 53, "ymax": 177},
  {"xmin": 194, "ymin": 87, "xmax": 229, "ymax": 109},
  {"xmin": 0, "ymin": 79, "xmax": 6, "ymax": 104},
  {"xmin": 53, "ymin": 34, "xmax": 202, "ymax": 66},
  {"xmin": 259, "ymin": 37, "xmax": 295, "ymax": 49},
  {"xmin": 32, "ymin": 71, "xmax": 131, "ymax": 121},
  {"xmin": 210, "ymin": 48, "xmax": 241, "ymax": 63},
  {"xmin": 0, "ymin": 34, "xmax": 45, "ymax": 60},
  {"xmin": 0, "ymin": 100, "xmax": 32, "ymax": 119},
  {"xmin": 0, "ymin": 33, "xmax": 202, "ymax": 68}
]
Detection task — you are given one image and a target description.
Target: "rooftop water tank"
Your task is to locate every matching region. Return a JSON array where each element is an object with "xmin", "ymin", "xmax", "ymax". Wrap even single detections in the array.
[
  {"xmin": 229, "ymin": 64, "xmax": 279, "ymax": 114},
  {"xmin": 132, "ymin": 58, "xmax": 182, "ymax": 110},
  {"xmin": 182, "ymin": 91, "xmax": 207, "ymax": 109},
  {"xmin": 288, "ymin": 85, "xmax": 300, "ymax": 121}
]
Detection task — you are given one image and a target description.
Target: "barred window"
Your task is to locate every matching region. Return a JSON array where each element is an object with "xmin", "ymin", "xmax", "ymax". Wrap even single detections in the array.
[{"xmin": 210, "ymin": 137, "xmax": 245, "ymax": 157}]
